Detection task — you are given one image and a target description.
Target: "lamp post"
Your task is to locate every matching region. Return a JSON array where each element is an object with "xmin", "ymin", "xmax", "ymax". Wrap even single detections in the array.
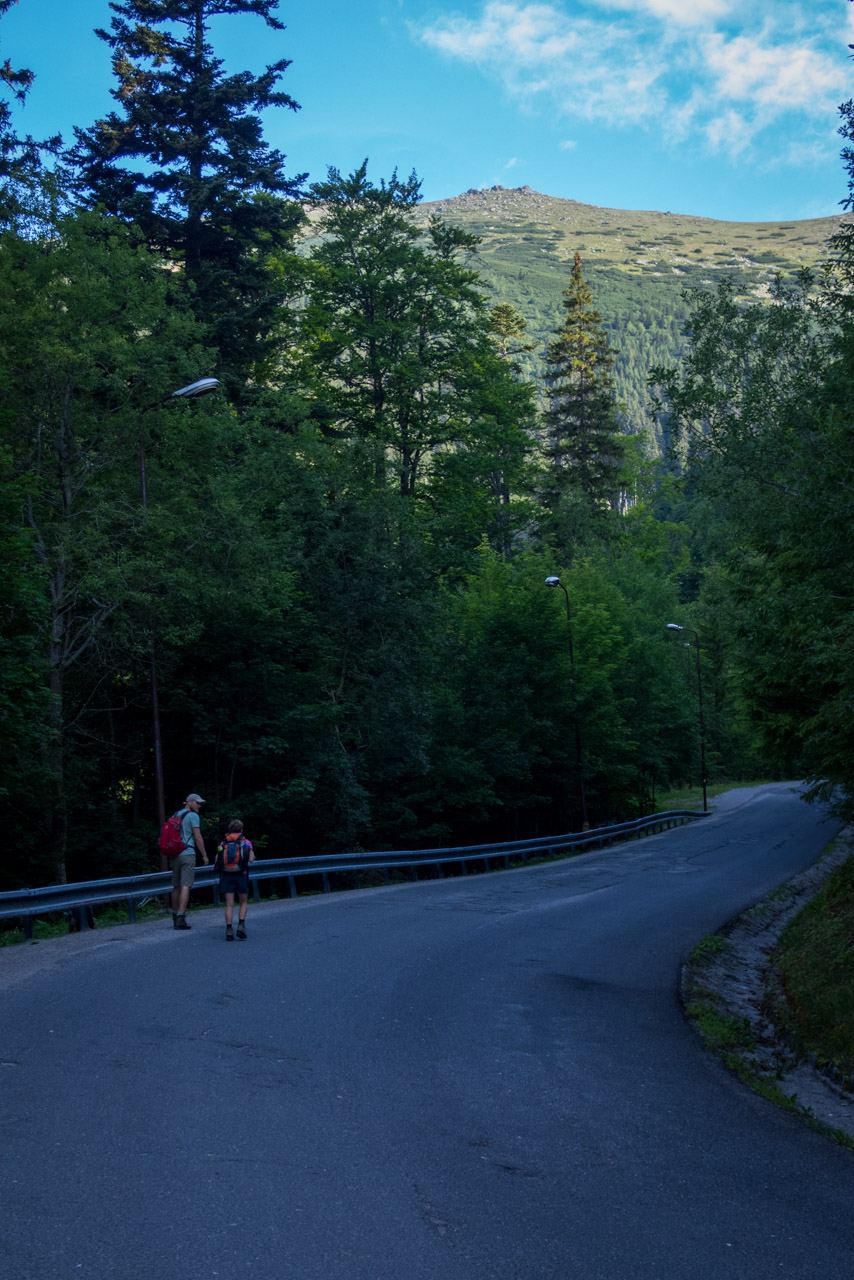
[
  {"xmin": 546, "ymin": 575, "xmax": 589, "ymax": 829},
  {"xmin": 139, "ymin": 378, "xmax": 220, "ymax": 844},
  {"xmin": 666, "ymin": 622, "xmax": 707, "ymax": 812}
]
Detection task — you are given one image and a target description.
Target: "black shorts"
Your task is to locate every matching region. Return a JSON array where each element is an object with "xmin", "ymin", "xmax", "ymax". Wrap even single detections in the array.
[{"xmin": 219, "ymin": 871, "xmax": 250, "ymax": 897}]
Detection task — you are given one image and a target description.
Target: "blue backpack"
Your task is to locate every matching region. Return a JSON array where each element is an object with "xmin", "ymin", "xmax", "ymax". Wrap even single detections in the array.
[{"xmin": 219, "ymin": 835, "xmax": 249, "ymax": 874}]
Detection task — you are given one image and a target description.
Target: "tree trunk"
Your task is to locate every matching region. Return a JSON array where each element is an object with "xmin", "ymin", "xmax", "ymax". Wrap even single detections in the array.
[{"xmin": 44, "ymin": 661, "xmax": 68, "ymax": 884}]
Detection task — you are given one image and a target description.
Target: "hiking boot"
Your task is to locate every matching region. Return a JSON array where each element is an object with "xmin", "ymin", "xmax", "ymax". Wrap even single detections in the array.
[
  {"xmin": 175, "ymin": 914, "xmax": 191, "ymax": 930},
  {"xmin": 236, "ymin": 923, "xmax": 247, "ymax": 940},
  {"xmin": 226, "ymin": 925, "xmax": 234, "ymax": 941}
]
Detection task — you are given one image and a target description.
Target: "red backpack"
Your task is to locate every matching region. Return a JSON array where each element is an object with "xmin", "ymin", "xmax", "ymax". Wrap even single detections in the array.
[{"xmin": 158, "ymin": 809, "xmax": 188, "ymax": 858}]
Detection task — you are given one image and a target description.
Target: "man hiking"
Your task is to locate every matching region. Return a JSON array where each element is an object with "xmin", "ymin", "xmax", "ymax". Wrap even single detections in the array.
[{"xmin": 170, "ymin": 793, "xmax": 209, "ymax": 930}]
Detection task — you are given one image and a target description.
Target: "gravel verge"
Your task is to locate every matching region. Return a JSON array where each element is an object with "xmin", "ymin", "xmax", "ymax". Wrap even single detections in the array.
[{"xmin": 682, "ymin": 826, "xmax": 854, "ymax": 1144}]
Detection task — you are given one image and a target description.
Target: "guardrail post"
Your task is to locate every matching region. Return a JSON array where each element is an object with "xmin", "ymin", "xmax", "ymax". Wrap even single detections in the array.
[
  {"xmin": 127, "ymin": 897, "xmax": 136, "ymax": 923},
  {"xmin": 435, "ymin": 862, "xmax": 444, "ymax": 879},
  {"xmin": 287, "ymin": 874, "xmax": 297, "ymax": 898},
  {"xmin": 77, "ymin": 906, "xmax": 91, "ymax": 931},
  {"xmin": 23, "ymin": 914, "xmax": 33, "ymax": 940},
  {"xmin": 460, "ymin": 859, "xmax": 468, "ymax": 876},
  {"xmin": 252, "ymin": 879, "xmax": 261, "ymax": 903},
  {"xmin": 213, "ymin": 883, "xmax": 221, "ymax": 907},
  {"xmin": 322, "ymin": 872, "xmax": 330, "ymax": 894}
]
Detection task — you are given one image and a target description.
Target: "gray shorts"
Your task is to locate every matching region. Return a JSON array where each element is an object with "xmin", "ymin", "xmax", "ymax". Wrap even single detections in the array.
[{"xmin": 171, "ymin": 851, "xmax": 196, "ymax": 890}]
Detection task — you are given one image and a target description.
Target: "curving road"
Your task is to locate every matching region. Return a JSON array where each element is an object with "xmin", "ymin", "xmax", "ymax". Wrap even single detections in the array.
[{"xmin": 2, "ymin": 783, "xmax": 853, "ymax": 1279}]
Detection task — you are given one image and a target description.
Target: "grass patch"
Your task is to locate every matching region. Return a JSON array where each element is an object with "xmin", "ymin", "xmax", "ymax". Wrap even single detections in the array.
[
  {"xmin": 690, "ymin": 934, "xmax": 734, "ymax": 963},
  {"xmin": 772, "ymin": 851, "xmax": 854, "ymax": 1077},
  {"xmin": 655, "ymin": 779, "xmax": 777, "ymax": 813},
  {"xmin": 685, "ymin": 1002, "xmax": 754, "ymax": 1052},
  {"xmin": 0, "ymin": 916, "xmax": 72, "ymax": 945}
]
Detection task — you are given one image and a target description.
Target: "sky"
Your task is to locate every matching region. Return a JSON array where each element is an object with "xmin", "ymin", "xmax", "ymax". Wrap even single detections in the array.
[{"xmin": 3, "ymin": 0, "xmax": 854, "ymax": 223}]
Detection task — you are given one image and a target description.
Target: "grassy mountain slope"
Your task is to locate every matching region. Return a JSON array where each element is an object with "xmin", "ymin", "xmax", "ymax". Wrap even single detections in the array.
[{"xmin": 413, "ymin": 186, "xmax": 842, "ymax": 449}]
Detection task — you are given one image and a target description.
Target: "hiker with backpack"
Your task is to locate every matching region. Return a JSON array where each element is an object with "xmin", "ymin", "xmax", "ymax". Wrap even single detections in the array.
[
  {"xmin": 216, "ymin": 819, "xmax": 255, "ymax": 941},
  {"xmin": 159, "ymin": 793, "xmax": 210, "ymax": 930}
]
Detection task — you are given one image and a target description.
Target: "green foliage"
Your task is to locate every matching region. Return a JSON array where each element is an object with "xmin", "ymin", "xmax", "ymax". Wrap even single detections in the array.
[
  {"xmin": 690, "ymin": 934, "xmax": 734, "ymax": 962},
  {"xmin": 685, "ymin": 1002, "xmax": 755, "ymax": 1052},
  {"xmin": 0, "ymin": 144, "xmax": 755, "ymax": 884},
  {"xmin": 0, "ymin": 446, "xmax": 52, "ymax": 860},
  {"xmin": 296, "ymin": 163, "xmax": 537, "ymax": 566},
  {"xmin": 654, "ymin": 260, "xmax": 854, "ymax": 807},
  {"xmin": 0, "ymin": 204, "xmax": 214, "ymax": 882},
  {"xmin": 774, "ymin": 852, "xmax": 854, "ymax": 1074}
]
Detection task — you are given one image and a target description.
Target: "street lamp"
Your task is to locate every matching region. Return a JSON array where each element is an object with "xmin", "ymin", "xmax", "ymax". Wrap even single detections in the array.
[
  {"xmin": 139, "ymin": 378, "xmax": 220, "ymax": 844},
  {"xmin": 546, "ymin": 576, "xmax": 589, "ymax": 829},
  {"xmin": 170, "ymin": 378, "xmax": 221, "ymax": 399},
  {"xmin": 666, "ymin": 622, "xmax": 707, "ymax": 812}
]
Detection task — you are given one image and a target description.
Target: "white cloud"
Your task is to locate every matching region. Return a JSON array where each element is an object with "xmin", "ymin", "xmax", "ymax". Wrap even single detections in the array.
[
  {"xmin": 703, "ymin": 32, "xmax": 841, "ymax": 112},
  {"xmin": 705, "ymin": 109, "xmax": 753, "ymax": 155},
  {"xmin": 420, "ymin": 2, "xmax": 579, "ymax": 65},
  {"xmin": 587, "ymin": 0, "xmax": 732, "ymax": 25},
  {"xmin": 417, "ymin": 3, "xmax": 669, "ymax": 128},
  {"xmin": 414, "ymin": 0, "xmax": 850, "ymax": 160},
  {"xmin": 559, "ymin": 139, "xmax": 577, "ymax": 150},
  {"xmin": 504, "ymin": 156, "xmax": 520, "ymax": 167}
]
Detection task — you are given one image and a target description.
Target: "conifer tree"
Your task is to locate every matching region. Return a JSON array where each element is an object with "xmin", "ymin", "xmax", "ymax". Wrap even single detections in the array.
[
  {"xmin": 488, "ymin": 302, "xmax": 534, "ymax": 368},
  {"xmin": 70, "ymin": 0, "xmax": 305, "ymax": 384},
  {"xmin": 0, "ymin": 1, "xmax": 33, "ymax": 169},
  {"xmin": 542, "ymin": 252, "xmax": 625, "ymax": 507},
  {"xmin": 0, "ymin": 1, "xmax": 59, "ymax": 201}
]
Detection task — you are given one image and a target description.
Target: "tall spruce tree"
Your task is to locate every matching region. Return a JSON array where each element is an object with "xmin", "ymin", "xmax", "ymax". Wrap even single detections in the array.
[
  {"xmin": 70, "ymin": 0, "xmax": 305, "ymax": 384},
  {"xmin": 0, "ymin": 1, "xmax": 33, "ymax": 175},
  {"xmin": 542, "ymin": 252, "xmax": 625, "ymax": 508},
  {"xmin": 0, "ymin": 2, "xmax": 60, "ymax": 216}
]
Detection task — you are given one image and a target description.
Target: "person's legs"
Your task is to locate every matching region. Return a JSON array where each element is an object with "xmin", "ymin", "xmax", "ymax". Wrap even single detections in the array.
[
  {"xmin": 224, "ymin": 892, "xmax": 235, "ymax": 927},
  {"xmin": 171, "ymin": 854, "xmax": 194, "ymax": 928},
  {"xmin": 236, "ymin": 893, "xmax": 248, "ymax": 938}
]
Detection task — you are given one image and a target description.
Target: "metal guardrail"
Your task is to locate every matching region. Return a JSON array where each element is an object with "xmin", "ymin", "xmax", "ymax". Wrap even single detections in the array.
[{"xmin": 0, "ymin": 809, "xmax": 709, "ymax": 938}]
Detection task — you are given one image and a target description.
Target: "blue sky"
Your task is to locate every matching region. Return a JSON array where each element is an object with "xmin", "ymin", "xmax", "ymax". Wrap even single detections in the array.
[{"xmin": 3, "ymin": 0, "xmax": 854, "ymax": 222}]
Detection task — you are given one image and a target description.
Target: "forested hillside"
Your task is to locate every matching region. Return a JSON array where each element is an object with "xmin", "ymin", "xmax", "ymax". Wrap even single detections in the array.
[
  {"xmin": 2, "ymin": 0, "xmax": 852, "ymax": 897},
  {"xmin": 412, "ymin": 187, "xmax": 842, "ymax": 449}
]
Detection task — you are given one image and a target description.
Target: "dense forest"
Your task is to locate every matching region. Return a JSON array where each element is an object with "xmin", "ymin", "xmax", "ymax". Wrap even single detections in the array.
[{"xmin": 1, "ymin": 0, "xmax": 853, "ymax": 892}]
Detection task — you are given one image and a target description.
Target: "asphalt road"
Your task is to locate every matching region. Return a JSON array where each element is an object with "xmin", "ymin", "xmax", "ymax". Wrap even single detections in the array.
[{"xmin": 2, "ymin": 783, "xmax": 853, "ymax": 1280}]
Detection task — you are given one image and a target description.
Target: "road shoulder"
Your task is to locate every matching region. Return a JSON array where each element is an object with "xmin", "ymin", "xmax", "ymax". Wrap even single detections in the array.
[{"xmin": 682, "ymin": 826, "xmax": 854, "ymax": 1146}]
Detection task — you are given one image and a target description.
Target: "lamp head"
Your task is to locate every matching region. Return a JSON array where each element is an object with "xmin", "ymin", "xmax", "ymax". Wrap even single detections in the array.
[
  {"xmin": 545, "ymin": 576, "xmax": 561, "ymax": 588},
  {"xmin": 666, "ymin": 622, "xmax": 683, "ymax": 631},
  {"xmin": 171, "ymin": 377, "xmax": 220, "ymax": 399}
]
